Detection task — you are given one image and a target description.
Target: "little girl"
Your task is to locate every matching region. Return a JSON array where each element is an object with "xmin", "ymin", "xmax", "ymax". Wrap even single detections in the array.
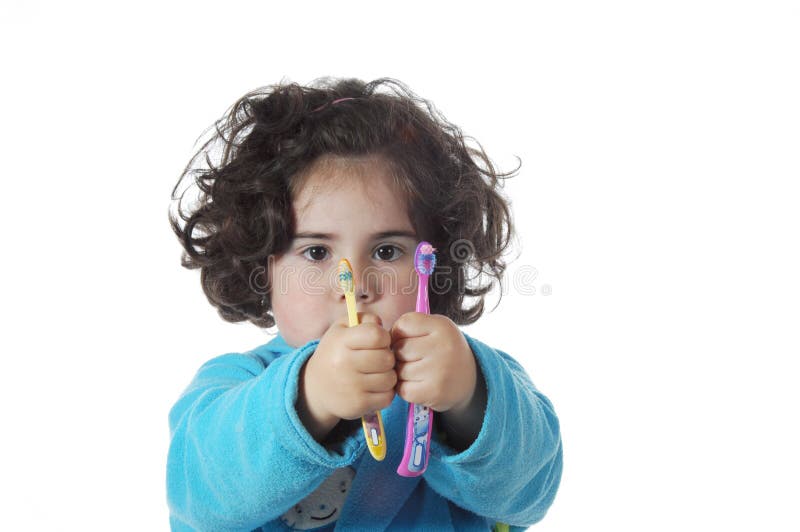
[{"xmin": 168, "ymin": 77, "xmax": 562, "ymax": 531}]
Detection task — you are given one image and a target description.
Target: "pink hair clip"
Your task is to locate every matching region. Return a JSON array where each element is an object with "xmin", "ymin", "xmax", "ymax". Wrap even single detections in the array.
[{"xmin": 311, "ymin": 97, "xmax": 356, "ymax": 113}]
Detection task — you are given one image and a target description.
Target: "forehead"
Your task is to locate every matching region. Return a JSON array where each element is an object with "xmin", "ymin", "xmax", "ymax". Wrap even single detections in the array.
[{"xmin": 292, "ymin": 155, "xmax": 413, "ymax": 228}]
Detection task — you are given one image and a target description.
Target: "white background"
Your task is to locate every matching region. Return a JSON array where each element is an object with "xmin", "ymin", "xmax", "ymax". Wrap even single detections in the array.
[{"xmin": 1, "ymin": 1, "xmax": 798, "ymax": 530}]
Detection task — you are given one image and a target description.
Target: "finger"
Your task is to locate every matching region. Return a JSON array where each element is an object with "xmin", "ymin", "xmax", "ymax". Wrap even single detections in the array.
[
  {"xmin": 395, "ymin": 360, "xmax": 425, "ymax": 382},
  {"xmin": 393, "ymin": 338, "xmax": 430, "ymax": 363},
  {"xmin": 331, "ymin": 312, "xmax": 382, "ymax": 331},
  {"xmin": 390, "ymin": 311, "xmax": 432, "ymax": 342},
  {"xmin": 358, "ymin": 312, "xmax": 383, "ymax": 328},
  {"xmin": 351, "ymin": 348, "xmax": 396, "ymax": 374},
  {"xmin": 328, "ymin": 314, "xmax": 353, "ymax": 330},
  {"xmin": 362, "ymin": 390, "xmax": 396, "ymax": 413},
  {"xmin": 395, "ymin": 380, "xmax": 429, "ymax": 407},
  {"xmin": 358, "ymin": 371, "xmax": 398, "ymax": 393},
  {"xmin": 390, "ymin": 336, "xmax": 430, "ymax": 362},
  {"xmin": 344, "ymin": 321, "xmax": 391, "ymax": 350}
]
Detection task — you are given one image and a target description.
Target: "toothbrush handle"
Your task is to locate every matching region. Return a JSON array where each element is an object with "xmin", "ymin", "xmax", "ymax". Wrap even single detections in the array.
[
  {"xmin": 398, "ymin": 274, "xmax": 433, "ymax": 477},
  {"xmin": 397, "ymin": 403, "xmax": 433, "ymax": 477},
  {"xmin": 361, "ymin": 411, "xmax": 387, "ymax": 461},
  {"xmin": 344, "ymin": 291, "xmax": 388, "ymax": 460},
  {"xmin": 416, "ymin": 274, "xmax": 430, "ymax": 314}
]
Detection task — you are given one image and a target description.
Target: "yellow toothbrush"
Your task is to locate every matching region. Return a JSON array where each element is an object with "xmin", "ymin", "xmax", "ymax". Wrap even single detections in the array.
[{"xmin": 338, "ymin": 258, "xmax": 387, "ymax": 461}]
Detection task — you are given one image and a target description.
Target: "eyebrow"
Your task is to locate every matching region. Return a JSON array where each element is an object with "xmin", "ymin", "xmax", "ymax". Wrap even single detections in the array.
[{"xmin": 293, "ymin": 230, "xmax": 418, "ymax": 241}]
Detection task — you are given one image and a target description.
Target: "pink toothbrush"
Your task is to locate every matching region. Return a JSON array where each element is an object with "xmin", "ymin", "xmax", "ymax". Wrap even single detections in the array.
[{"xmin": 397, "ymin": 241, "xmax": 436, "ymax": 477}]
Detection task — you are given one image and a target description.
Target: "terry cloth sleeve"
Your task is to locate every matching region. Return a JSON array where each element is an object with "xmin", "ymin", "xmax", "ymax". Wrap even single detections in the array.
[
  {"xmin": 425, "ymin": 333, "xmax": 562, "ymax": 530},
  {"xmin": 166, "ymin": 340, "xmax": 363, "ymax": 531}
]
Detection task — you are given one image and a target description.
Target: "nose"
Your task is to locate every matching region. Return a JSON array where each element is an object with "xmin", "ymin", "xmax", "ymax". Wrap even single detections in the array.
[
  {"xmin": 338, "ymin": 286, "xmax": 370, "ymax": 302},
  {"xmin": 338, "ymin": 260, "xmax": 376, "ymax": 304}
]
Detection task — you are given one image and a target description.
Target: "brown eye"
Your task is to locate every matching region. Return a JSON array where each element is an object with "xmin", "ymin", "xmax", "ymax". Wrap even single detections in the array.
[
  {"xmin": 373, "ymin": 244, "xmax": 402, "ymax": 262},
  {"xmin": 302, "ymin": 246, "xmax": 328, "ymax": 262}
]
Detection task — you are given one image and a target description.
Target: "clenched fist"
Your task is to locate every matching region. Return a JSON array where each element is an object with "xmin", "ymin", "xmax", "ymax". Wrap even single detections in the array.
[
  {"xmin": 298, "ymin": 313, "xmax": 397, "ymax": 442},
  {"xmin": 390, "ymin": 312, "xmax": 478, "ymax": 413}
]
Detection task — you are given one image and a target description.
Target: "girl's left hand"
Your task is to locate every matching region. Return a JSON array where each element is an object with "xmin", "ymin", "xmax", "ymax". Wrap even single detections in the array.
[{"xmin": 389, "ymin": 312, "xmax": 477, "ymax": 413}]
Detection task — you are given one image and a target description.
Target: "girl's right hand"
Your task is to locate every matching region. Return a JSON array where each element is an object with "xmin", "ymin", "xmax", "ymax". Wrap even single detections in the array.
[{"xmin": 297, "ymin": 313, "xmax": 397, "ymax": 442}]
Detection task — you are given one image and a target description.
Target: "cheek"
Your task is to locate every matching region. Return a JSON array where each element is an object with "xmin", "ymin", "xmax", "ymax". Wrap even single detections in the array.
[
  {"xmin": 273, "ymin": 274, "xmax": 324, "ymax": 314},
  {"xmin": 269, "ymin": 261, "xmax": 329, "ymax": 345},
  {"xmin": 271, "ymin": 293, "xmax": 325, "ymax": 347}
]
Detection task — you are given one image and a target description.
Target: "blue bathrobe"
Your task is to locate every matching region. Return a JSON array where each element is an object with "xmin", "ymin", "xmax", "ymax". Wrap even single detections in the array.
[{"xmin": 167, "ymin": 332, "xmax": 562, "ymax": 531}]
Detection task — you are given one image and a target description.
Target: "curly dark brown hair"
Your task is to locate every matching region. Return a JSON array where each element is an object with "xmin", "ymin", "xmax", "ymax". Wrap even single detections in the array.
[{"xmin": 169, "ymin": 77, "xmax": 518, "ymax": 329}]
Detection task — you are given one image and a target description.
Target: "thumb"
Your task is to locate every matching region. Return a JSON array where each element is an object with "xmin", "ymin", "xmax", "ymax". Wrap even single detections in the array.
[{"xmin": 358, "ymin": 312, "xmax": 383, "ymax": 328}]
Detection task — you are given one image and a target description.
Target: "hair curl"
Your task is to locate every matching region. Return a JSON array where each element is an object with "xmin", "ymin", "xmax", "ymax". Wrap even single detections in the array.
[{"xmin": 170, "ymin": 77, "xmax": 518, "ymax": 329}]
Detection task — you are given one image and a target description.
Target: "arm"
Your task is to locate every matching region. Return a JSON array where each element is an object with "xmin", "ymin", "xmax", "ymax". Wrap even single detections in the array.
[
  {"xmin": 425, "ymin": 333, "xmax": 563, "ymax": 529},
  {"xmin": 435, "ymin": 360, "xmax": 488, "ymax": 452},
  {"xmin": 166, "ymin": 341, "xmax": 362, "ymax": 531}
]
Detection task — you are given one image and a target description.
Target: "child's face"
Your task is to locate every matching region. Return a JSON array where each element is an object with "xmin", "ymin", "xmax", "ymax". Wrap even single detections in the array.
[{"xmin": 269, "ymin": 156, "xmax": 420, "ymax": 348}]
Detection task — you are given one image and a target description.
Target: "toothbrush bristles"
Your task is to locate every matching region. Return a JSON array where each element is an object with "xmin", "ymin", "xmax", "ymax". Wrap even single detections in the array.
[
  {"xmin": 414, "ymin": 242, "xmax": 436, "ymax": 275},
  {"xmin": 338, "ymin": 259, "xmax": 354, "ymax": 292}
]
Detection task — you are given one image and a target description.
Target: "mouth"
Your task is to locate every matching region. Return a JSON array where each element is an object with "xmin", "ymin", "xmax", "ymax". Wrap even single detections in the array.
[{"xmin": 311, "ymin": 508, "xmax": 337, "ymax": 521}]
